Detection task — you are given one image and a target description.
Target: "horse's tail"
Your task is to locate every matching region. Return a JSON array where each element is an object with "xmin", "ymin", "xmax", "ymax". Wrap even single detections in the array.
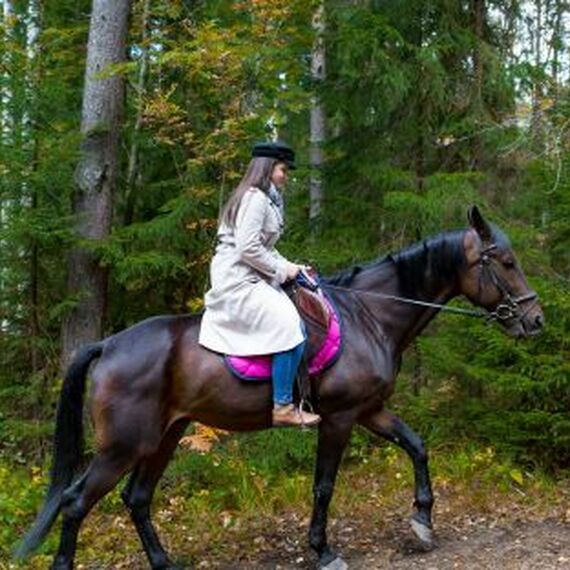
[{"xmin": 14, "ymin": 342, "xmax": 103, "ymax": 560}]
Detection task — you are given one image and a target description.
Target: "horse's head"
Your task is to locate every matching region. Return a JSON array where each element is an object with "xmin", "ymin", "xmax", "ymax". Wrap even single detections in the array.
[{"xmin": 459, "ymin": 206, "xmax": 544, "ymax": 338}]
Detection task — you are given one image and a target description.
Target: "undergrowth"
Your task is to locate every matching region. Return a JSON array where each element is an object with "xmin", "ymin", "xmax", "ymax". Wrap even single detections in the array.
[{"xmin": 2, "ymin": 427, "xmax": 567, "ymax": 568}]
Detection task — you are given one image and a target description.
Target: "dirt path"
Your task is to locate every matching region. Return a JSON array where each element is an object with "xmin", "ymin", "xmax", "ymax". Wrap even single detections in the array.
[
  {"xmin": 14, "ymin": 514, "xmax": 570, "ymax": 570},
  {"xmin": 218, "ymin": 515, "xmax": 570, "ymax": 569},
  {"xmin": 338, "ymin": 519, "xmax": 569, "ymax": 569}
]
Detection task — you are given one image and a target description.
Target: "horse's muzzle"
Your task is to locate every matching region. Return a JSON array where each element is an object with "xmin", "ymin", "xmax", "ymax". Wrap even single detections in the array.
[
  {"xmin": 505, "ymin": 310, "xmax": 545, "ymax": 338},
  {"xmin": 525, "ymin": 312, "xmax": 545, "ymax": 336}
]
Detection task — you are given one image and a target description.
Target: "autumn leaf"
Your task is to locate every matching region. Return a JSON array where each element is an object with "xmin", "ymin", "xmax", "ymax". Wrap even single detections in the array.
[
  {"xmin": 180, "ymin": 424, "xmax": 228, "ymax": 452},
  {"xmin": 509, "ymin": 469, "xmax": 524, "ymax": 486}
]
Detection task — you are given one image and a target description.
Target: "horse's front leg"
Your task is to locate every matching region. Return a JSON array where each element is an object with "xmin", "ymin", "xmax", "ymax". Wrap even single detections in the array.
[
  {"xmin": 309, "ymin": 413, "xmax": 354, "ymax": 569},
  {"xmin": 360, "ymin": 408, "xmax": 434, "ymax": 547}
]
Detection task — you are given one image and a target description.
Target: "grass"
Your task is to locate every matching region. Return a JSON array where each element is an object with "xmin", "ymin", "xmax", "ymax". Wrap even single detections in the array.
[{"xmin": 1, "ymin": 428, "xmax": 568, "ymax": 569}]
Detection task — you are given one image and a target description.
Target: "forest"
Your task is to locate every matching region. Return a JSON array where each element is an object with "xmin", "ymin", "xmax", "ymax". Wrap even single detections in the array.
[{"xmin": 0, "ymin": 0, "xmax": 568, "ymax": 568}]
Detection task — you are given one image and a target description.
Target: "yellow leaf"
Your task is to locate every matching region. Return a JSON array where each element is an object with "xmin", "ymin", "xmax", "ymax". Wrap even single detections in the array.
[
  {"xmin": 180, "ymin": 424, "xmax": 227, "ymax": 453},
  {"xmin": 509, "ymin": 469, "xmax": 524, "ymax": 486}
]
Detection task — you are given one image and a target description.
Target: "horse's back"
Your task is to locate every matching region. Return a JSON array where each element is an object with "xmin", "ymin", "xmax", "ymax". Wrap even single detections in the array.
[
  {"xmin": 92, "ymin": 314, "xmax": 198, "ymax": 380},
  {"xmin": 89, "ymin": 313, "xmax": 273, "ymax": 435}
]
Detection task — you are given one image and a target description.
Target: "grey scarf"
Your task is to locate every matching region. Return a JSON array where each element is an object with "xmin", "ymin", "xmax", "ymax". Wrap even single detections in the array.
[{"xmin": 268, "ymin": 183, "xmax": 285, "ymax": 230}]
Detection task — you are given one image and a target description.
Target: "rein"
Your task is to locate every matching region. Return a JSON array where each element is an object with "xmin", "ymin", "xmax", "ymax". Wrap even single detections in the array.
[
  {"xmin": 324, "ymin": 284, "xmax": 489, "ymax": 319},
  {"xmin": 323, "ymin": 243, "xmax": 539, "ymax": 324}
]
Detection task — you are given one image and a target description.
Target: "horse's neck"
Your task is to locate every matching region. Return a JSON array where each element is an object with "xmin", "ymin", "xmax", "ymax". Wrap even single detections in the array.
[
  {"xmin": 351, "ymin": 252, "xmax": 461, "ymax": 352},
  {"xmin": 392, "ymin": 287, "xmax": 457, "ymax": 351}
]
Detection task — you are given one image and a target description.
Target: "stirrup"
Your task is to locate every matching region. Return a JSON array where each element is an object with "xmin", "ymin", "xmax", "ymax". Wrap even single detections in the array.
[
  {"xmin": 299, "ymin": 397, "xmax": 315, "ymax": 415},
  {"xmin": 298, "ymin": 399, "xmax": 320, "ymax": 429},
  {"xmin": 272, "ymin": 403, "xmax": 320, "ymax": 428}
]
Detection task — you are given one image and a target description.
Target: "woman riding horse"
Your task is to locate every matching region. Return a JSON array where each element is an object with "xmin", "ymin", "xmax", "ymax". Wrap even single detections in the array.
[
  {"xmin": 16, "ymin": 206, "xmax": 543, "ymax": 570},
  {"xmin": 199, "ymin": 141, "xmax": 320, "ymax": 427}
]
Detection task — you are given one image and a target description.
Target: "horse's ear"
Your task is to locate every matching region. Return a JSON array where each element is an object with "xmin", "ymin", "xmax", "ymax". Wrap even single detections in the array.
[{"xmin": 467, "ymin": 205, "xmax": 492, "ymax": 242}]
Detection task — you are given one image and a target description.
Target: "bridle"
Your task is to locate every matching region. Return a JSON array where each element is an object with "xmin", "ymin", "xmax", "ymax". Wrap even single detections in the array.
[
  {"xmin": 474, "ymin": 243, "xmax": 539, "ymax": 324},
  {"xmin": 322, "ymin": 241, "xmax": 539, "ymax": 326}
]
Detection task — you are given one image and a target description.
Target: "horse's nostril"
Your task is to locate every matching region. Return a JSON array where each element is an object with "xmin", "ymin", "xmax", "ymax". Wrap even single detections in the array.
[{"xmin": 535, "ymin": 314, "xmax": 545, "ymax": 329}]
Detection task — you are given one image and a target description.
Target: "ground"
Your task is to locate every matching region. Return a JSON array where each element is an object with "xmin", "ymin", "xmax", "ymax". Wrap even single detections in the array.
[
  {"xmin": 78, "ymin": 485, "xmax": 569, "ymax": 570},
  {"xmin": 244, "ymin": 515, "xmax": 570, "ymax": 569},
  {"xmin": 9, "ymin": 449, "xmax": 569, "ymax": 570}
]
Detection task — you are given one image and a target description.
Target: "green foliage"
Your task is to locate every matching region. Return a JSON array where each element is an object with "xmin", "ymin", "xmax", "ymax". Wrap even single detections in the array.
[
  {"xmin": 166, "ymin": 430, "xmax": 317, "ymax": 511},
  {"xmin": 0, "ymin": 0, "xmax": 569, "ymax": 473},
  {"xmin": 396, "ymin": 270, "xmax": 570, "ymax": 467},
  {"xmin": 0, "ymin": 1, "xmax": 86, "ymax": 423},
  {"xmin": 0, "ymin": 461, "xmax": 51, "ymax": 560}
]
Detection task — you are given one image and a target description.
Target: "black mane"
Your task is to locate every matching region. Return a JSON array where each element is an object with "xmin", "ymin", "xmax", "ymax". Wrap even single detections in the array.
[
  {"xmin": 324, "ymin": 226, "xmax": 510, "ymax": 298},
  {"xmin": 389, "ymin": 231, "xmax": 466, "ymax": 297}
]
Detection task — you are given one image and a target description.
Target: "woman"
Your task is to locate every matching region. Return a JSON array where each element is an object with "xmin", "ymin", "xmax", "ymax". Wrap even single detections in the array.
[{"xmin": 199, "ymin": 141, "xmax": 321, "ymax": 427}]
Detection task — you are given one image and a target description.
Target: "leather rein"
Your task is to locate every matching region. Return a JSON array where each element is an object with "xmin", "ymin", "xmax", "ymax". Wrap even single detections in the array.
[{"xmin": 323, "ymin": 243, "xmax": 539, "ymax": 325}]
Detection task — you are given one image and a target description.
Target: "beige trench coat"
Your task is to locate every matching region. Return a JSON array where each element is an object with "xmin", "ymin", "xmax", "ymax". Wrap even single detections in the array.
[{"xmin": 199, "ymin": 187, "xmax": 304, "ymax": 356}]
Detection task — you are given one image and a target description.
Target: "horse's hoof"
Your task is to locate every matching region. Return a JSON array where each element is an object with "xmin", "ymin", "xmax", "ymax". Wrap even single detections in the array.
[
  {"xmin": 318, "ymin": 556, "xmax": 348, "ymax": 570},
  {"xmin": 51, "ymin": 558, "xmax": 73, "ymax": 570},
  {"xmin": 153, "ymin": 559, "xmax": 188, "ymax": 570},
  {"xmin": 410, "ymin": 516, "xmax": 434, "ymax": 548}
]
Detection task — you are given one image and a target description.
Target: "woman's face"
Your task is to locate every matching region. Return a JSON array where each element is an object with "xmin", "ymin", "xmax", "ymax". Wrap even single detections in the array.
[{"xmin": 270, "ymin": 161, "xmax": 289, "ymax": 188}]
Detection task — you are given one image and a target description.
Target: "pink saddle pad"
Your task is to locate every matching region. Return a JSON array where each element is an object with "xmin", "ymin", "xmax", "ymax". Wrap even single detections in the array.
[{"xmin": 225, "ymin": 295, "xmax": 342, "ymax": 381}]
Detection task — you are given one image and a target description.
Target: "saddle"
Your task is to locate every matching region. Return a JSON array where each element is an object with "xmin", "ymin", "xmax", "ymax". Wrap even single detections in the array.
[
  {"xmin": 284, "ymin": 269, "xmax": 331, "ymax": 406},
  {"xmin": 285, "ymin": 269, "xmax": 331, "ymax": 362},
  {"xmin": 224, "ymin": 269, "xmax": 342, "ymax": 384}
]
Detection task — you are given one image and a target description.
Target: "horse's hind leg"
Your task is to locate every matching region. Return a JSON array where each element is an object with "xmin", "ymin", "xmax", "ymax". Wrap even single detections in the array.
[
  {"xmin": 361, "ymin": 408, "xmax": 434, "ymax": 547},
  {"xmin": 52, "ymin": 447, "xmax": 137, "ymax": 570},
  {"xmin": 121, "ymin": 418, "xmax": 190, "ymax": 570}
]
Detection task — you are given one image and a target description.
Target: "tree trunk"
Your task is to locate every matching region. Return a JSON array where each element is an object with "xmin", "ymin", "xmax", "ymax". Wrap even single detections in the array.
[
  {"xmin": 309, "ymin": 2, "xmax": 326, "ymax": 227},
  {"xmin": 60, "ymin": 0, "xmax": 131, "ymax": 368},
  {"xmin": 471, "ymin": 0, "xmax": 485, "ymax": 169},
  {"xmin": 124, "ymin": 0, "xmax": 150, "ymax": 227},
  {"xmin": 414, "ymin": 5, "xmax": 426, "ymax": 193},
  {"xmin": 30, "ymin": 147, "xmax": 40, "ymax": 374},
  {"xmin": 531, "ymin": 0, "xmax": 544, "ymax": 147},
  {"xmin": 28, "ymin": 0, "xmax": 42, "ymax": 375},
  {"xmin": 550, "ymin": 0, "xmax": 563, "ymax": 100},
  {"xmin": 0, "ymin": 0, "xmax": 13, "ymax": 334},
  {"xmin": 1, "ymin": 0, "xmax": 13, "ymax": 142}
]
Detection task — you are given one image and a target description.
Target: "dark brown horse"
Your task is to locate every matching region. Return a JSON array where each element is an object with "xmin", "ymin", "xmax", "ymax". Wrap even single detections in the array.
[{"xmin": 16, "ymin": 207, "xmax": 543, "ymax": 569}]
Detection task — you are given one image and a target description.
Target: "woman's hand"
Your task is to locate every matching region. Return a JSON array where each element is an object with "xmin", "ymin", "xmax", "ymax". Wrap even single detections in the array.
[{"xmin": 285, "ymin": 262, "xmax": 304, "ymax": 281}]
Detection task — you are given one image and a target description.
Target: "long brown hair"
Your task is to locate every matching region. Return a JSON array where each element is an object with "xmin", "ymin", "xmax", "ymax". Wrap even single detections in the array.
[{"xmin": 220, "ymin": 157, "xmax": 278, "ymax": 228}]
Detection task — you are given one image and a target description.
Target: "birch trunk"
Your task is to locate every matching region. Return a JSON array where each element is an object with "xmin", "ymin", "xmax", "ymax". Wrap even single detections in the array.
[
  {"xmin": 124, "ymin": 0, "xmax": 150, "ymax": 226},
  {"xmin": 309, "ymin": 3, "xmax": 326, "ymax": 225},
  {"xmin": 0, "ymin": 0, "xmax": 13, "ymax": 335},
  {"xmin": 531, "ymin": 0, "xmax": 544, "ymax": 146},
  {"xmin": 27, "ymin": 0, "xmax": 41, "ymax": 375},
  {"xmin": 471, "ymin": 0, "xmax": 485, "ymax": 169}
]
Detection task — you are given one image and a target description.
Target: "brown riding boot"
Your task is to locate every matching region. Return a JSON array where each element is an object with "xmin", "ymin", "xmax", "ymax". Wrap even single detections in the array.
[{"xmin": 272, "ymin": 403, "xmax": 321, "ymax": 428}]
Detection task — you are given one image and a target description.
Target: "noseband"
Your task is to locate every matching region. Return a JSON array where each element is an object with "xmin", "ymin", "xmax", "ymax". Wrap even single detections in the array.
[{"xmin": 475, "ymin": 244, "xmax": 539, "ymax": 324}]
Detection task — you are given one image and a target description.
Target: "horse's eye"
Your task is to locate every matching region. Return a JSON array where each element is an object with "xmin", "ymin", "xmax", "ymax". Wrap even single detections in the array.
[{"xmin": 503, "ymin": 259, "xmax": 515, "ymax": 269}]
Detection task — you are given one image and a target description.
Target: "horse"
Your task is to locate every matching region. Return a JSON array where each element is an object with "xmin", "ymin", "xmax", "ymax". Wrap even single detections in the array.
[{"xmin": 16, "ymin": 206, "xmax": 544, "ymax": 569}]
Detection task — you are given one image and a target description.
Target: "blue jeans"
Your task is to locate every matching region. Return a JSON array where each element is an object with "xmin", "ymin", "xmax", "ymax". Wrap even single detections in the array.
[{"xmin": 272, "ymin": 338, "xmax": 306, "ymax": 406}]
